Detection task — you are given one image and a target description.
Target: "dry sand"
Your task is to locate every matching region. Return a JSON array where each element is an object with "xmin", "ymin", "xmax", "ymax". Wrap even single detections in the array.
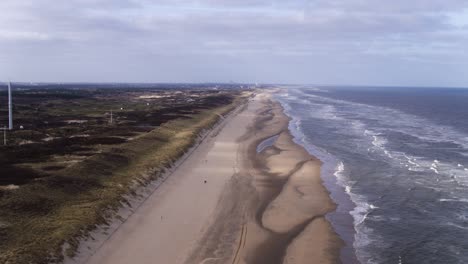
[{"xmin": 72, "ymin": 92, "xmax": 343, "ymax": 264}]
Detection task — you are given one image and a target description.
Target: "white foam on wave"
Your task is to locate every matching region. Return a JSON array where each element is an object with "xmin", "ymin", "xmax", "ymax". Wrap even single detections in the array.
[
  {"xmin": 404, "ymin": 154, "xmax": 420, "ymax": 167},
  {"xmin": 439, "ymin": 198, "xmax": 468, "ymax": 203},
  {"xmin": 345, "ymin": 185, "xmax": 351, "ymax": 194},
  {"xmin": 371, "ymin": 134, "xmax": 385, "ymax": 148},
  {"xmin": 283, "ymin": 88, "xmax": 468, "ymax": 263},
  {"xmin": 293, "ymin": 91, "xmax": 466, "ymax": 180},
  {"xmin": 295, "ymin": 90, "xmax": 468, "ymax": 186},
  {"xmin": 352, "ymin": 201, "xmax": 379, "ymax": 226},
  {"xmin": 351, "ymin": 199, "xmax": 379, "ymax": 263},
  {"xmin": 373, "ymin": 142, "xmax": 468, "ymax": 183},
  {"xmin": 299, "ymin": 90, "xmax": 468, "ymax": 151},
  {"xmin": 292, "ymin": 88, "xmax": 468, "ymax": 189},
  {"xmin": 334, "ymin": 161, "xmax": 345, "ymax": 177},
  {"xmin": 430, "ymin": 166, "xmax": 440, "ymax": 174},
  {"xmin": 292, "ymin": 118, "xmax": 301, "ymax": 131},
  {"xmin": 290, "ymin": 89, "xmax": 468, "ymax": 180},
  {"xmin": 333, "ymin": 162, "xmax": 377, "ymax": 262},
  {"xmin": 334, "ymin": 164, "xmax": 364, "ymax": 223},
  {"xmin": 333, "ymin": 162, "xmax": 353, "ymax": 194},
  {"xmin": 277, "ymin": 93, "xmax": 372, "ymax": 262},
  {"xmin": 363, "ymin": 129, "xmax": 395, "ymax": 159},
  {"xmin": 428, "ymin": 159, "xmax": 468, "ymax": 187},
  {"xmin": 306, "ymin": 103, "xmax": 341, "ymax": 121},
  {"xmin": 446, "ymin": 222, "xmax": 468, "ymax": 230}
]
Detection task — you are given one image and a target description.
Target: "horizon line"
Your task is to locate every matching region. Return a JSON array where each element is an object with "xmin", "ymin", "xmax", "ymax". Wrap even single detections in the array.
[{"xmin": 0, "ymin": 81, "xmax": 467, "ymax": 89}]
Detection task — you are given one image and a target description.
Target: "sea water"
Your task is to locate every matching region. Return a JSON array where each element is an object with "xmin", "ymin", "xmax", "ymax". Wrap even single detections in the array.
[{"xmin": 275, "ymin": 86, "xmax": 468, "ymax": 264}]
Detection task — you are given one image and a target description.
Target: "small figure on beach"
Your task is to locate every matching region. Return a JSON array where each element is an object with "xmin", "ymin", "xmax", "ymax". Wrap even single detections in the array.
[{"xmin": 204, "ymin": 180, "xmax": 207, "ymax": 184}]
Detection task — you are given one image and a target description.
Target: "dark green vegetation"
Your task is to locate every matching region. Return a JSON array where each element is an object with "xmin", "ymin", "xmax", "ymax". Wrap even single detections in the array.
[{"xmin": 0, "ymin": 84, "xmax": 251, "ymax": 264}]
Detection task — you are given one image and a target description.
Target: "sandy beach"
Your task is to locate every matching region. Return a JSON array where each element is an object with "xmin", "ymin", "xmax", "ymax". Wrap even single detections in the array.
[{"xmin": 71, "ymin": 91, "xmax": 342, "ymax": 264}]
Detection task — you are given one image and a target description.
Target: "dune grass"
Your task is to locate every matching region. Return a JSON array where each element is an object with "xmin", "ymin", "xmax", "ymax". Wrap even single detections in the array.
[{"xmin": 0, "ymin": 95, "xmax": 247, "ymax": 264}]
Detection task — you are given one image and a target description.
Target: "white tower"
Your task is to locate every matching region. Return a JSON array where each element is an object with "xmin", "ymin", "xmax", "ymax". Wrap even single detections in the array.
[{"xmin": 8, "ymin": 82, "xmax": 12, "ymax": 130}]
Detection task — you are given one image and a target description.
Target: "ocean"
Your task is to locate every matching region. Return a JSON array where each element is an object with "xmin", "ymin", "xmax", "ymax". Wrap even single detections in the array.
[{"xmin": 275, "ymin": 86, "xmax": 468, "ymax": 264}]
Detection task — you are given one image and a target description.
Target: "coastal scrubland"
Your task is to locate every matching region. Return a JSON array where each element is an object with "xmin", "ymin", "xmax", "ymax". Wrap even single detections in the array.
[{"xmin": 0, "ymin": 84, "xmax": 249, "ymax": 263}]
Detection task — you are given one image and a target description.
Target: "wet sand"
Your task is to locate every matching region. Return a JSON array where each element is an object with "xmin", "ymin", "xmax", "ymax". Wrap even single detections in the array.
[
  {"xmin": 187, "ymin": 93, "xmax": 343, "ymax": 264},
  {"xmin": 72, "ymin": 92, "xmax": 343, "ymax": 264}
]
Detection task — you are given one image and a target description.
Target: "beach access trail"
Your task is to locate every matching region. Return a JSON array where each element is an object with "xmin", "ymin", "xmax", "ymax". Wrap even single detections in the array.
[{"xmin": 77, "ymin": 92, "xmax": 342, "ymax": 264}]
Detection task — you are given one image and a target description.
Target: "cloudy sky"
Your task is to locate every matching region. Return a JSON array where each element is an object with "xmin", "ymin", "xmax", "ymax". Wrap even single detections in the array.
[{"xmin": 1, "ymin": 0, "xmax": 468, "ymax": 86}]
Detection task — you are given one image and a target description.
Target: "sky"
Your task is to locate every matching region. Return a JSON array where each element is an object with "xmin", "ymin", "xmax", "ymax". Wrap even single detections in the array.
[{"xmin": 0, "ymin": 0, "xmax": 468, "ymax": 87}]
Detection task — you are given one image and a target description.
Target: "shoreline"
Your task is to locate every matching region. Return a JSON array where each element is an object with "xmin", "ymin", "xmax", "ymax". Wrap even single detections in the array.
[
  {"xmin": 275, "ymin": 91, "xmax": 359, "ymax": 263},
  {"xmin": 67, "ymin": 91, "xmax": 345, "ymax": 264},
  {"xmin": 186, "ymin": 92, "xmax": 344, "ymax": 263}
]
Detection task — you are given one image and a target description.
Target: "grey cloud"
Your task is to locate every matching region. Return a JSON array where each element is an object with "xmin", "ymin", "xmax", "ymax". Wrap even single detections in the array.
[{"xmin": 0, "ymin": 0, "xmax": 467, "ymax": 86}]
